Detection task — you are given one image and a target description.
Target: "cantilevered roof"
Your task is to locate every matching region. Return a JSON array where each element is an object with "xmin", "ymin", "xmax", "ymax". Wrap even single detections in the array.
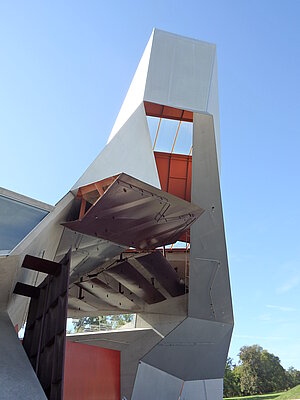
[{"xmin": 63, "ymin": 173, "xmax": 203, "ymax": 250}]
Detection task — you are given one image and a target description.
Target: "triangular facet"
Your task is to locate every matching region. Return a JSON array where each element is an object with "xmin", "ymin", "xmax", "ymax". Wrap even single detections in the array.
[
  {"xmin": 72, "ymin": 103, "xmax": 160, "ymax": 190},
  {"xmin": 107, "ymin": 31, "xmax": 154, "ymax": 143}
]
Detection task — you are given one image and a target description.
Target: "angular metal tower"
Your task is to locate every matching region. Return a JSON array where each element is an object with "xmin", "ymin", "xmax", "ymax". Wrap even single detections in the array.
[{"xmin": 0, "ymin": 29, "xmax": 233, "ymax": 400}]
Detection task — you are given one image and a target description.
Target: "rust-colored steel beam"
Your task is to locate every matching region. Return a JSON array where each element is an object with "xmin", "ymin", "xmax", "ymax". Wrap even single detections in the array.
[
  {"xmin": 144, "ymin": 101, "xmax": 193, "ymax": 122},
  {"xmin": 22, "ymin": 254, "xmax": 62, "ymax": 276}
]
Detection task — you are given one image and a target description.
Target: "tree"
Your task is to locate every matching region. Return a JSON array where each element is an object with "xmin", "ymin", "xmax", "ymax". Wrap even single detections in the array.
[
  {"xmin": 238, "ymin": 345, "xmax": 289, "ymax": 395},
  {"xmin": 260, "ymin": 349, "xmax": 288, "ymax": 393},
  {"xmin": 238, "ymin": 345, "xmax": 263, "ymax": 395},
  {"xmin": 223, "ymin": 346, "xmax": 299, "ymax": 397},
  {"xmin": 223, "ymin": 358, "xmax": 241, "ymax": 397},
  {"xmin": 286, "ymin": 367, "xmax": 300, "ymax": 388},
  {"xmin": 73, "ymin": 314, "xmax": 133, "ymax": 333}
]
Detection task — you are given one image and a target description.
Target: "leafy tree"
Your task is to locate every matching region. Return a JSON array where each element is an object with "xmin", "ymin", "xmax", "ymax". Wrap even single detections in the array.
[
  {"xmin": 286, "ymin": 367, "xmax": 300, "ymax": 388},
  {"xmin": 73, "ymin": 314, "xmax": 133, "ymax": 333},
  {"xmin": 238, "ymin": 345, "xmax": 289, "ymax": 395},
  {"xmin": 223, "ymin": 347, "xmax": 300, "ymax": 397},
  {"xmin": 238, "ymin": 345, "xmax": 263, "ymax": 395},
  {"xmin": 260, "ymin": 349, "xmax": 288, "ymax": 393},
  {"xmin": 223, "ymin": 358, "xmax": 241, "ymax": 397},
  {"xmin": 108, "ymin": 314, "xmax": 133, "ymax": 329}
]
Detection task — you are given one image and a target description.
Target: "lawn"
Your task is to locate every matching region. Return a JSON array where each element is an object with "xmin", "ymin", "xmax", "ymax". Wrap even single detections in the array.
[
  {"xmin": 276, "ymin": 385, "xmax": 300, "ymax": 399},
  {"xmin": 224, "ymin": 393, "xmax": 282, "ymax": 400},
  {"xmin": 224, "ymin": 385, "xmax": 300, "ymax": 400}
]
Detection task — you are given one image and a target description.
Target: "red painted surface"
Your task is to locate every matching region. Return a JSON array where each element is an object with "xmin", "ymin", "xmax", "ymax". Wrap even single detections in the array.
[
  {"xmin": 63, "ymin": 341, "xmax": 120, "ymax": 400},
  {"xmin": 144, "ymin": 101, "xmax": 193, "ymax": 122},
  {"xmin": 154, "ymin": 151, "xmax": 192, "ymax": 202},
  {"xmin": 154, "ymin": 151, "xmax": 192, "ymax": 243}
]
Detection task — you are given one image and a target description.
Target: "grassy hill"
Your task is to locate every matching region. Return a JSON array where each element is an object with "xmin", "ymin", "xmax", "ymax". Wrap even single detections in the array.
[
  {"xmin": 276, "ymin": 385, "xmax": 300, "ymax": 399},
  {"xmin": 224, "ymin": 385, "xmax": 300, "ymax": 400}
]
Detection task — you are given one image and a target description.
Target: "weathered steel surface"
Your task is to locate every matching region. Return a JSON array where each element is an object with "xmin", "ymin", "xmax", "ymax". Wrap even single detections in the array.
[
  {"xmin": 22, "ymin": 254, "xmax": 62, "ymax": 276},
  {"xmin": 106, "ymin": 261, "xmax": 166, "ymax": 304},
  {"xmin": 13, "ymin": 282, "xmax": 40, "ymax": 299},
  {"xmin": 63, "ymin": 173, "xmax": 203, "ymax": 250},
  {"xmin": 137, "ymin": 251, "xmax": 185, "ymax": 297},
  {"xmin": 21, "ymin": 251, "xmax": 71, "ymax": 400}
]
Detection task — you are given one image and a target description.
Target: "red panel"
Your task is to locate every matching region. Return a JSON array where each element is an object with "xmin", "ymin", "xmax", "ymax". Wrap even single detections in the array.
[
  {"xmin": 64, "ymin": 341, "xmax": 120, "ymax": 400},
  {"xmin": 144, "ymin": 101, "xmax": 193, "ymax": 122},
  {"xmin": 154, "ymin": 151, "xmax": 193, "ymax": 243},
  {"xmin": 154, "ymin": 151, "xmax": 192, "ymax": 202}
]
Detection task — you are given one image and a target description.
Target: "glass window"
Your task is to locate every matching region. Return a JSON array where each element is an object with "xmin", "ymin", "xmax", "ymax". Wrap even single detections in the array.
[{"xmin": 0, "ymin": 195, "xmax": 48, "ymax": 254}]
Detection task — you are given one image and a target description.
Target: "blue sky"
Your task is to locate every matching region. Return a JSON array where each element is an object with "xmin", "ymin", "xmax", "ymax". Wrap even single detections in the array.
[{"xmin": 1, "ymin": 1, "xmax": 299, "ymax": 369}]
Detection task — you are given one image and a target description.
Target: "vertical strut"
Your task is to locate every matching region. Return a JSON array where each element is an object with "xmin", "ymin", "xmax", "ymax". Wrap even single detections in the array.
[
  {"xmin": 153, "ymin": 117, "xmax": 162, "ymax": 150},
  {"xmin": 171, "ymin": 120, "xmax": 182, "ymax": 154}
]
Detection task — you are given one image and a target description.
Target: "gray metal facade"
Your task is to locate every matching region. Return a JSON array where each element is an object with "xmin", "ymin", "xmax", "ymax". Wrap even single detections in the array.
[{"xmin": 0, "ymin": 29, "xmax": 233, "ymax": 399}]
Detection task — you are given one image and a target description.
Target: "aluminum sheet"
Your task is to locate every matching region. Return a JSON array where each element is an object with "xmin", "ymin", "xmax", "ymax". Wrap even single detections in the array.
[
  {"xmin": 106, "ymin": 261, "xmax": 165, "ymax": 304},
  {"xmin": 63, "ymin": 173, "xmax": 204, "ymax": 250},
  {"xmin": 137, "ymin": 251, "xmax": 185, "ymax": 297}
]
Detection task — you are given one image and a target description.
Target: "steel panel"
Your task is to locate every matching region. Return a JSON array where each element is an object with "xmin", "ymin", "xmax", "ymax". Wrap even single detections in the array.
[
  {"xmin": 181, "ymin": 378, "xmax": 223, "ymax": 399},
  {"xmin": 137, "ymin": 251, "xmax": 185, "ymax": 297},
  {"xmin": 64, "ymin": 173, "xmax": 203, "ymax": 250},
  {"xmin": 75, "ymin": 278, "xmax": 138, "ymax": 310},
  {"xmin": 132, "ymin": 362, "xmax": 183, "ymax": 400},
  {"xmin": 154, "ymin": 151, "xmax": 192, "ymax": 202},
  {"xmin": 106, "ymin": 261, "xmax": 165, "ymax": 304},
  {"xmin": 0, "ymin": 311, "xmax": 47, "ymax": 400},
  {"xmin": 13, "ymin": 282, "xmax": 40, "ymax": 299},
  {"xmin": 73, "ymin": 103, "xmax": 160, "ymax": 190},
  {"xmin": 21, "ymin": 251, "xmax": 71, "ymax": 400},
  {"xmin": 142, "ymin": 317, "xmax": 233, "ymax": 381},
  {"xmin": 144, "ymin": 101, "xmax": 193, "ymax": 122},
  {"xmin": 144, "ymin": 30, "xmax": 216, "ymax": 116},
  {"xmin": 190, "ymin": 113, "xmax": 233, "ymax": 323},
  {"xmin": 22, "ymin": 254, "xmax": 61, "ymax": 275}
]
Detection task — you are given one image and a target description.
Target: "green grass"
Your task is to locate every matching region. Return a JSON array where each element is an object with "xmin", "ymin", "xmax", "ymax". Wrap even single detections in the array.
[
  {"xmin": 224, "ymin": 385, "xmax": 300, "ymax": 400},
  {"xmin": 276, "ymin": 385, "xmax": 300, "ymax": 399},
  {"xmin": 224, "ymin": 393, "xmax": 282, "ymax": 400}
]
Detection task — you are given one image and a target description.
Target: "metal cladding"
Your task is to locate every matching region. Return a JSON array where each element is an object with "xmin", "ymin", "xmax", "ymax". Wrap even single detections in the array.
[
  {"xmin": 106, "ymin": 261, "xmax": 166, "ymax": 304},
  {"xmin": 0, "ymin": 28, "xmax": 233, "ymax": 400},
  {"xmin": 67, "ymin": 29, "xmax": 232, "ymax": 399},
  {"xmin": 137, "ymin": 251, "xmax": 185, "ymax": 297},
  {"xmin": 63, "ymin": 173, "xmax": 203, "ymax": 250}
]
